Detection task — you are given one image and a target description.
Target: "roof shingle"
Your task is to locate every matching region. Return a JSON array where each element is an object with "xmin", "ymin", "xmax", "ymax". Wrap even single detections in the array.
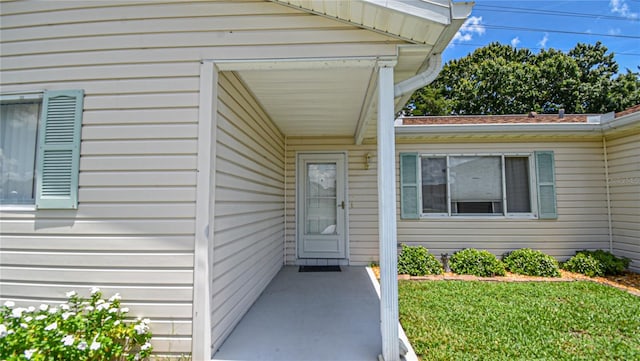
[{"xmin": 402, "ymin": 113, "xmax": 589, "ymax": 125}]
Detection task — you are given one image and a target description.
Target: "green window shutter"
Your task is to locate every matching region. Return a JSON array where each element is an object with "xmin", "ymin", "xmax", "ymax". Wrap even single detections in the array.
[
  {"xmin": 535, "ymin": 151, "xmax": 557, "ymax": 219},
  {"xmin": 400, "ymin": 153, "xmax": 419, "ymax": 219},
  {"xmin": 36, "ymin": 90, "xmax": 84, "ymax": 209}
]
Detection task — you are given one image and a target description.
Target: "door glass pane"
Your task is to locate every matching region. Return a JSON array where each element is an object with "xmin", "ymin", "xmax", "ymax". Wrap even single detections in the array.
[
  {"xmin": 305, "ymin": 163, "xmax": 337, "ymax": 235},
  {"xmin": 421, "ymin": 157, "xmax": 447, "ymax": 213}
]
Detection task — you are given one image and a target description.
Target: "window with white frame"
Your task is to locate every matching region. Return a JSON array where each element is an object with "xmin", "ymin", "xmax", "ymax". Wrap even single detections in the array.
[
  {"xmin": 420, "ymin": 155, "xmax": 532, "ymax": 216},
  {"xmin": 399, "ymin": 151, "xmax": 557, "ymax": 220},
  {"xmin": 0, "ymin": 95, "xmax": 42, "ymax": 204}
]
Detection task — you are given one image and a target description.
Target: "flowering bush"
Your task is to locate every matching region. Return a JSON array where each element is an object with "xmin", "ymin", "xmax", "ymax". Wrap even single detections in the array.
[{"xmin": 1, "ymin": 287, "xmax": 152, "ymax": 361}]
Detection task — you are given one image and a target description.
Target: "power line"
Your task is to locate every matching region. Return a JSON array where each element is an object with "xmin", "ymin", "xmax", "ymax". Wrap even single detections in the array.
[
  {"xmin": 449, "ymin": 42, "xmax": 640, "ymax": 58},
  {"xmin": 477, "ymin": 24, "xmax": 640, "ymax": 39},
  {"xmin": 474, "ymin": 4, "xmax": 638, "ymax": 21}
]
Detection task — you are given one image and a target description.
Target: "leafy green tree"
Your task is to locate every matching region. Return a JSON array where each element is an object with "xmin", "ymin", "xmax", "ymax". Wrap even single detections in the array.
[{"xmin": 403, "ymin": 42, "xmax": 640, "ymax": 115}]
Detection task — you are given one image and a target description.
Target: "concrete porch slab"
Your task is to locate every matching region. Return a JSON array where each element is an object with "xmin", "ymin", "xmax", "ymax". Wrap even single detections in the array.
[{"xmin": 212, "ymin": 266, "xmax": 382, "ymax": 361}]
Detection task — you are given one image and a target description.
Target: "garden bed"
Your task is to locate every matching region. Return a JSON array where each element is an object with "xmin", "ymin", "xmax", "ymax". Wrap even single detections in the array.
[{"xmin": 372, "ymin": 267, "xmax": 640, "ymax": 296}]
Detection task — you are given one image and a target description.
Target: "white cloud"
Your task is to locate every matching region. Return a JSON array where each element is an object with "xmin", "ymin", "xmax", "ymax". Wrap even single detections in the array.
[
  {"xmin": 510, "ymin": 37, "xmax": 521, "ymax": 47},
  {"xmin": 453, "ymin": 16, "xmax": 485, "ymax": 43},
  {"xmin": 537, "ymin": 33, "xmax": 549, "ymax": 48},
  {"xmin": 608, "ymin": 28, "xmax": 622, "ymax": 35},
  {"xmin": 610, "ymin": 0, "xmax": 639, "ymax": 19}
]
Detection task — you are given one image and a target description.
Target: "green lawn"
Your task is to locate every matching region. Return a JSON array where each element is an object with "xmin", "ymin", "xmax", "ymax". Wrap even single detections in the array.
[{"xmin": 399, "ymin": 280, "xmax": 640, "ymax": 361}]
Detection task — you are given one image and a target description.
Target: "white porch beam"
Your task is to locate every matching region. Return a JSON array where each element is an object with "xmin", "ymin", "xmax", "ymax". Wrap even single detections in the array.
[
  {"xmin": 213, "ymin": 57, "xmax": 378, "ymax": 71},
  {"xmin": 377, "ymin": 61, "xmax": 399, "ymax": 361},
  {"xmin": 354, "ymin": 67, "xmax": 378, "ymax": 145}
]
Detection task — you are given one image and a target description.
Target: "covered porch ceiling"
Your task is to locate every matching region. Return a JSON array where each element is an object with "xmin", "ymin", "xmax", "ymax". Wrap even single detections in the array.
[
  {"xmin": 223, "ymin": 0, "xmax": 472, "ymax": 143},
  {"xmin": 228, "ymin": 46, "xmax": 433, "ymax": 142}
]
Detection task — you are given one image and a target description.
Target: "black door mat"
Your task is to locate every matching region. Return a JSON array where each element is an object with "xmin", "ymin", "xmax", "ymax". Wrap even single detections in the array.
[{"xmin": 299, "ymin": 265, "xmax": 341, "ymax": 272}]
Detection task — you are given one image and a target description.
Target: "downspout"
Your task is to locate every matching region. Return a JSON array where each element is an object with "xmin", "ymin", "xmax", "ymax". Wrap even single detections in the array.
[
  {"xmin": 603, "ymin": 136, "xmax": 613, "ymax": 252},
  {"xmin": 284, "ymin": 135, "xmax": 288, "ymax": 265},
  {"xmin": 393, "ymin": 54, "xmax": 442, "ymax": 98}
]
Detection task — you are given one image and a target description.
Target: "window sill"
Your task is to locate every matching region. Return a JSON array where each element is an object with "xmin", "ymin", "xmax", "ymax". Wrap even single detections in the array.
[
  {"xmin": 420, "ymin": 214, "xmax": 538, "ymax": 220},
  {"xmin": 0, "ymin": 204, "xmax": 37, "ymax": 212}
]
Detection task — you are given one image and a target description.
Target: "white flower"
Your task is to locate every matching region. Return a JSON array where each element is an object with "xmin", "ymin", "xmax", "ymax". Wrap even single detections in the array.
[
  {"xmin": 35, "ymin": 315, "xmax": 47, "ymax": 321},
  {"xmin": 114, "ymin": 320, "xmax": 121, "ymax": 326},
  {"xmin": 85, "ymin": 305, "xmax": 94, "ymax": 312},
  {"xmin": 120, "ymin": 307, "xmax": 129, "ymax": 313},
  {"xmin": 108, "ymin": 293, "xmax": 121, "ymax": 302},
  {"xmin": 24, "ymin": 349, "xmax": 36, "ymax": 360},
  {"xmin": 27, "ymin": 306, "xmax": 35, "ymax": 312},
  {"xmin": 90, "ymin": 286, "xmax": 100, "ymax": 295},
  {"xmin": 60, "ymin": 303, "xmax": 70, "ymax": 311},
  {"xmin": 133, "ymin": 323, "xmax": 148, "ymax": 335},
  {"xmin": 108, "ymin": 308, "xmax": 118, "ymax": 314},
  {"xmin": 39, "ymin": 304, "xmax": 48, "ymax": 311},
  {"xmin": 20, "ymin": 323, "xmax": 28, "ymax": 329},
  {"xmin": 96, "ymin": 302, "xmax": 110, "ymax": 311},
  {"xmin": 61, "ymin": 312, "xmax": 73, "ymax": 320},
  {"xmin": 141, "ymin": 342, "xmax": 152, "ymax": 351},
  {"xmin": 24, "ymin": 316, "xmax": 33, "ymax": 322},
  {"xmin": 96, "ymin": 299, "xmax": 105, "ymax": 305},
  {"xmin": 3, "ymin": 300, "xmax": 15, "ymax": 308},
  {"xmin": 44, "ymin": 322, "xmax": 57, "ymax": 331},
  {"xmin": 62, "ymin": 334, "xmax": 75, "ymax": 346},
  {"xmin": 90, "ymin": 341, "xmax": 101, "ymax": 351},
  {"xmin": 0, "ymin": 324, "xmax": 7, "ymax": 338},
  {"xmin": 77, "ymin": 341, "xmax": 88, "ymax": 350},
  {"xmin": 65, "ymin": 290, "xmax": 77, "ymax": 298},
  {"xmin": 11, "ymin": 308, "xmax": 25, "ymax": 318},
  {"xmin": 142, "ymin": 318, "xmax": 150, "ymax": 325},
  {"xmin": 48, "ymin": 307, "xmax": 58, "ymax": 314}
]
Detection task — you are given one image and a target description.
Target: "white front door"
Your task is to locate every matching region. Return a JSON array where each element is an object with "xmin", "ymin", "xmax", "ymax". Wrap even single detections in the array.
[{"xmin": 297, "ymin": 153, "xmax": 347, "ymax": 259}]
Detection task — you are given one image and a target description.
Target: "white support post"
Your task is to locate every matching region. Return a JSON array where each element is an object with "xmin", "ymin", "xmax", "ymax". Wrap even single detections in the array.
[
  {"xmin": 193, "ymin": 61, "xmax": 218, "ymax": 361},
  {"xmin": 377, "ymin": 61, "xmax": 399, "ymax": 361}
]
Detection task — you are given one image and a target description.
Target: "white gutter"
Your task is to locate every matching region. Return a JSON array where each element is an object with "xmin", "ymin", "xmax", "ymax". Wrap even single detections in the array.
[
  {"xmin": 600, "ymin": 111, "xmax": 640, "ymax": 133},
  {"xmin": 395, "ymin": 122, "xmax": 604, "ymax": 134},
  {"xmin": 394, "ymin": 54, "xmax": 442, "ymax": 98}
]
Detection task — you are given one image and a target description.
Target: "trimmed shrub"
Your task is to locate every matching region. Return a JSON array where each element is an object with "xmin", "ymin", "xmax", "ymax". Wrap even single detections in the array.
[
  {"xmin": 398, "ymin": 244, "xmax": 443, "ymax": 276},
  {"xmin": 575, "ymin": 250, "xmax": 630, "ymax": 276},
  {"xmin": 503, "ymin": 248, "xmax": 561, "ymax": 277},
  {"xmin": 562, "ymin": 253, "xmax": 603, "ymax": 277},
  {"xmin": 450, "ymin": 248, "xmax": 506, "ymax": 277}
]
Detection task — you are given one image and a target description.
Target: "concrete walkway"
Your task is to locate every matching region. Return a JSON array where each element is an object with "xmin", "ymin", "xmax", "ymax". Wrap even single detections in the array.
[{"xmin": 212, "ymin": 266, "xmax": 382, "ymax": 361}]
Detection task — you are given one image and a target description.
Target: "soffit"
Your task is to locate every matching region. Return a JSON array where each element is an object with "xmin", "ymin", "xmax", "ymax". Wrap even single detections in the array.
[
  {"xmin": 238, "ymin": 66, "xmax": 375, "ymax": 137},
  {"xmin": 232, "ymin": 1, "xmax": 473, "ymax": 139},
  {"xmin": 270, "ymin": 0, "xmax": 457, "ymax": 46}
]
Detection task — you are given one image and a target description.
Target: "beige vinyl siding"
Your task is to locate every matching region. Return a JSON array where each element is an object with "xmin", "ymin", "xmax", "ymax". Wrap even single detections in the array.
[
  {"xmin": 211, "ymin": 72, "xmax": 285, "ymax": 351},
  {"xmin": 285, "ymin": 138, "xmax": 379, "ymax": 266},
  {"xmin": 396, "ymin": 140, "xmax": 610, "ymax": 260},
  {"xmin": 606, "ymin": 132, "xmax": 640, "ymax": 272},
  {"xmin": 0, "ymin": 1, "xmax": 401, "ymax": 357}
]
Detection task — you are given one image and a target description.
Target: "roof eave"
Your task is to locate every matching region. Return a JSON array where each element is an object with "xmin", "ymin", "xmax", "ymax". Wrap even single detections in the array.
[
  {"xmin": 395, "ymin": 123, "xmax": 605, "ymax": 136},
  {"xmin": 270, "ymin": 0, "xmax": 474, "ymax": 46}
]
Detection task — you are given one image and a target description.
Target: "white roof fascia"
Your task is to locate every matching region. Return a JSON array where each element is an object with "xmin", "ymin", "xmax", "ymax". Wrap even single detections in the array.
[
  {"xmin": 270, "ymin": 0, "xmax": 474, "ymax": 45},
  {"xmin": 600, "ymin": 110, "xmax": 640, "ymax": 133},
  {"xmin": 395, "ymin": 123, "xmax": 604, "ymax": 135},
  {"xmin": 363, "ymin": 0, "xmax": 451, "ymax": 25}
]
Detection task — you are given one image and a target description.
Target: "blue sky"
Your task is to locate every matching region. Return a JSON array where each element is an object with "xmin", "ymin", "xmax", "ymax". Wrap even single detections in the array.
[{"xmin": 444, "ymin": 0, "xmax": 640, "ymax": 72}]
